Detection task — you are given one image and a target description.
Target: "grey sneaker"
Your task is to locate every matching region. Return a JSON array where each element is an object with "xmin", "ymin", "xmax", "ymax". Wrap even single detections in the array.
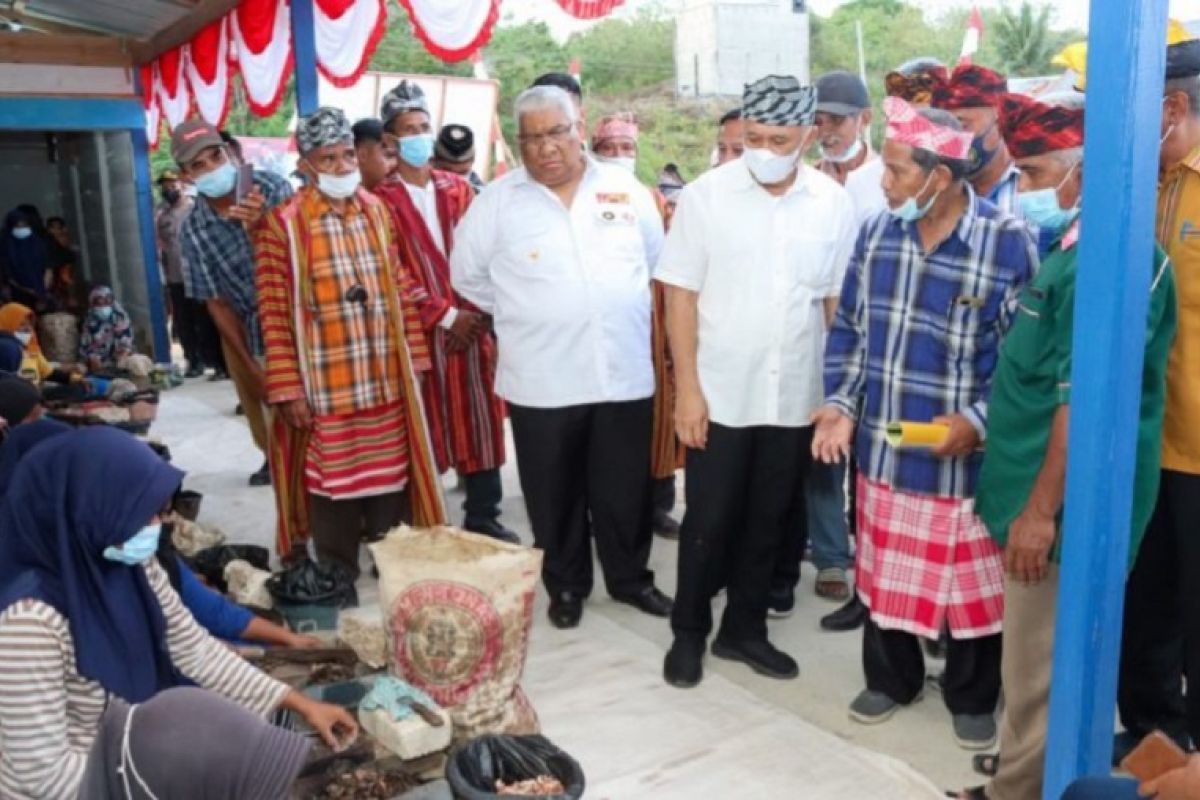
[
  {"xmin": 953, "ymin": 713, "xmax": 998, "ymax": 750},
  {"xmin": 849, "ymin": 689, "xmax": 902, "ymax": 724}
]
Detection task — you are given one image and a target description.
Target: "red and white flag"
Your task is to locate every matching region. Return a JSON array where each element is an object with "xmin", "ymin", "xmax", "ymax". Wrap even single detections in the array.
[
  {"xmin": 959, "ymin": 7, "xmax": 984, "ymax": 65},
  {"xmin": 568, "ymin": 57, "xmax": 582, "ymax": 88},
  {"xmin": 471, "ymin": 51, "xmax": 489, "ymax": 81}
]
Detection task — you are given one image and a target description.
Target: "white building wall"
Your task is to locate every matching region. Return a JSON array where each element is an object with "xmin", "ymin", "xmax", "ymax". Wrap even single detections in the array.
[{"xmin": 675, "ymin": 0, "xmax": 810, "ymax": 98}]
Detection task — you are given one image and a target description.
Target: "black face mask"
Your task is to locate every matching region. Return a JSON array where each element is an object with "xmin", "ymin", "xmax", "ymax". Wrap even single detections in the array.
[{"xmin": 163, "ymin": 189, "xmax": 181, "ymax": 205}]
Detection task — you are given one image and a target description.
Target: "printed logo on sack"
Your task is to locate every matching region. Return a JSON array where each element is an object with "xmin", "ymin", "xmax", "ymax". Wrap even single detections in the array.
[{"xmin": 390, "ymin": 580, "xmax": 504, "ymax": 706}]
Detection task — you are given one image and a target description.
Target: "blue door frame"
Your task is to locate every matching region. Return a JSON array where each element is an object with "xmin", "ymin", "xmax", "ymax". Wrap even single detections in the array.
[{"xmin": 0, "ymin": 94, "xmax": 171, "ymax": 360}]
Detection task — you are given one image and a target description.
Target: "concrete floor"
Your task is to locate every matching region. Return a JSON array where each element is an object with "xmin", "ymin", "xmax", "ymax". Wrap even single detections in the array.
[{"xmin": 155, "ymin": 377, "xmax": 983, "ymax": 799}]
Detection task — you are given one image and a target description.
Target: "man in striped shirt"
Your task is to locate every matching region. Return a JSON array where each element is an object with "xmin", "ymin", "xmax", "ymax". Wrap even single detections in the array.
[
  {"xmin": 255, "ymin": 107, "xmax": 446, "ymax": 574},
  {"xmin": 813, "ymin": 98, "xmax": 1036, "ymax": 749}
]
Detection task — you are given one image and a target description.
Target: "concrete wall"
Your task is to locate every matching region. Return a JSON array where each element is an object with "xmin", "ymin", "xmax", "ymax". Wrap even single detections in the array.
[{"xmin": 675, "ymin": 0, "xmax": 810, "ymax": 98}]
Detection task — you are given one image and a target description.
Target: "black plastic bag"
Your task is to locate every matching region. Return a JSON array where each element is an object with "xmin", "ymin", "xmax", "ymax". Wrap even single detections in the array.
[
  {"xmin": 187, "ymin": 544, "xmax": 271, "ymax": 593},
  {"xmin": 266, "ymin": 559, "xmax": 357, "ymax": 608},
  {"xmin": 446, "ymin": 735, "xmax": 585, "ymax": 800}
]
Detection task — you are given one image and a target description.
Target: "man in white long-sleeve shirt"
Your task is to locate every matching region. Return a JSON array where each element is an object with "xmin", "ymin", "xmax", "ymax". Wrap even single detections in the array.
[{"xmin": 451, "ymin": 85, "xmax": 673, "ymax": 630}]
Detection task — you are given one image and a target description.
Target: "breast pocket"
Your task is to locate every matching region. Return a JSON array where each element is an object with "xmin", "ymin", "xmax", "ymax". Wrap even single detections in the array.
[
  {"xmin": 999, "ymin": 285, "xmax": 1055, "ymax": 373},
  {"xmin": 943, "ymin": 295, "xmax": 997, "ymax": 365},
  {"xmin": 785, "ymin": 233, "xmax": 840, "ymax": 294}
]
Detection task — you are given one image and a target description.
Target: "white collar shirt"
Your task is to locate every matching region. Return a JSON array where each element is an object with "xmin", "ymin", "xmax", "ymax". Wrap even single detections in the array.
[
  {"xmin": 450, "ymin": 158, "xmax": 665, "ymax": 408},
  {"xmin": 845, "ymin": 155, "xmax": 888, "ymax": 229},
  {"xmin": 655, "ymin": 159, "xmax": 858, "ymax": 428},
  {"xmin": 402, "ymin": 178, "xmax": 446, "ymax": 256}
]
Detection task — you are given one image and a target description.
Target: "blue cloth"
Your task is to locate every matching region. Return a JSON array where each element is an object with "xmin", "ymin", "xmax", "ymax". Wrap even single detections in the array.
[
  {"xmin": 824, "ymin": 187, "xmax": 1037, "ymax": 498},
  {"xmin": 0, "ymin": 333, "xmax": 21, "ymax": 372},
  {"xmin": 0, "ymin": 417, "xmax": 72, "ymax": 495},
  {"xmin": 1060, "ymin": 777, "xmax": 1140, "ymax": 800},
  {"xmin": 806, "ymin": 460, "xmax": 851, "ymax": 571},
  {"xmin": 0, "ymin": 427, "xmax": 185, "ymax": 702},
  {"xmin": 360, "ymin": 676, "xmax": 439, "ymax": 721},
  {"xmin": 1, "ymin": 208, "xmax": 48, "ymax": 296},
  {"xmin": 178, "ymin": 170, "xmax": 293, "ymax": 357},
  {"xmin": 177, "ymin": 559, "xmax": 253, "ymax": 642}
]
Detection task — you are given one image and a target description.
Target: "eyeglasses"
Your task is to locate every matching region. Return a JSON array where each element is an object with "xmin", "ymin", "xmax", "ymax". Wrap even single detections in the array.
[{"xmin": 518, "ymin": 124, "xmax": 575, "ymax": 149}]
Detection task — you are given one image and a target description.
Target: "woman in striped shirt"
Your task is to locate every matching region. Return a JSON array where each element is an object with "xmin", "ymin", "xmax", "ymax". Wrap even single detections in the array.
[{"xmin": 0, "ymin": 427, "xmax": 357, "ymax": 800}]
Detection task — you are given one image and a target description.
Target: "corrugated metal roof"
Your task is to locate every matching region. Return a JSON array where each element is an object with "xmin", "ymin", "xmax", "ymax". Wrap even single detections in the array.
[{"xmin": 4, "ymin": 0, "xmax": 196, "ymax": 39}]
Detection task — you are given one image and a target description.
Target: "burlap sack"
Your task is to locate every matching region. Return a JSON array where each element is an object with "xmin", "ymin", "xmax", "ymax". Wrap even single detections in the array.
[
  {"xmin": 37, "ymin": 312, "xmax": 78, "ymax": 365},
  {"xmin": 370, "ymin": 526, "xmax": 542, "ymax": 741}
]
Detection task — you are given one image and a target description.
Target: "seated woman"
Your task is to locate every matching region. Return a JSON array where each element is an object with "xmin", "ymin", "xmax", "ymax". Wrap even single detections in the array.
[
  {"xmin": 79, "ymin": 286, "xmax": 137, "ymax": 374},
  {"xmin": 0, "ymin": 302, "xmax": 79, "ymax": 389},
  {"xmin": 0, "ymin": 427, "xmax": 357, "ymax": 799}
]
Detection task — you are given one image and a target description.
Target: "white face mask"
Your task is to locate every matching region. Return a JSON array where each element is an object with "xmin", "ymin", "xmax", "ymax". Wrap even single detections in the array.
[
  {"xmin": 820, "ymin": 138, "xmax": 864, "ymax": 165},
  {"xmin": 598, "ymin": 155, "xmax": 637, "ymax": 174},
  {"xmin": 316, "ymin": 169, "xmax": 362, "ymax": 200},
  {"xmin": 14, "ymin": 331, "xmax": 32, "ymax": 347},
  {"xmin": 743, "ymin": 146, "xmax": 801, "ymax": 185}
]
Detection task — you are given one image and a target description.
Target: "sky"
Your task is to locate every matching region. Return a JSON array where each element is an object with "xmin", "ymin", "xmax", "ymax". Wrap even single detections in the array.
[{"xmin": 503, "ymin": 0, "xmax": 1200, "ymax": 40}]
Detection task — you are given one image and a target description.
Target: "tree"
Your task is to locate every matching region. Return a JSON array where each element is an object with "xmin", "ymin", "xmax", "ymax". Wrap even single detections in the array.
[{"xmin": 992, "ymin": 1, "xmax": 1055, "ymax": 77}]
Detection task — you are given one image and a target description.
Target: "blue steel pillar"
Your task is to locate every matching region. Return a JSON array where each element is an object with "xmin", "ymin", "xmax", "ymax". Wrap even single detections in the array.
[
  {"xmin": 1043, "ymin": 2, "xmax": 1169, "ymax": 798},
  {"xmin": 131, "ymin": 70, "xmax": 171, "ymax": 360},
  {"xmin": 291, "ymin": 0, "xmax": 320, "ymax": 116}
]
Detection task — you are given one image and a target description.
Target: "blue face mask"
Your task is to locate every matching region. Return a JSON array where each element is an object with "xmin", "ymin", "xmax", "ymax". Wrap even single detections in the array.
[
  {"xmin": 103, "ymin": 523, "xmax": 162, "ymax": 566},
  {"xmin": 194, "ymin": 160, "xmax": 238, "ymax": 198},
  {"xmin": 1017, "ymin": 162, "xmax": 1080, "ymax": 233},
  {"xmin": 889, "ymin": 173, "xmax": 940, "ymax": 223},
  {"xmin": 93, "ymin": 306, "xmax": 114, "ymax": 321},
  {"xmin": 398, "ymin": 134, "xmax": 435, "ymax": 168},
  {"xmin": 966, "ymin": 121, "xmax": 1000, "ymax": 178}
]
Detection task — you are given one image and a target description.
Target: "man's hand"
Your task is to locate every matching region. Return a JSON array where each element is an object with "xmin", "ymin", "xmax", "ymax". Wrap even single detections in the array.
[
  {"xmin": 1140, "ymin": 754, "xmax": 1200, "ymax": 798},
  {"xmin": 1004, "ymin": 505, "xmax": 1057, "ymax": 585},
  {"xmin": 931, "ymin": 414, "xmax": 981, "ymax": 458},
  {"xmin": 279, "ymin": 398, "xmax": 313, "ymax": 430},
  {"xmin": 812, "ymin": 406, "xmax": 855, "ymax": 464},
  {"xmin": 446, "ymin": 310, "xmax": 486, "ymax": 353},
  {"xmin": 285, "ymin": 691, "xmax": 359, "ymax": 751},
  {"xmin": 675, "ymin": 384, "xmax": 709, "ymax": 450},
  {"xmin": 225, "ymin": 188, "xmax": 266, "ymax": 229}
]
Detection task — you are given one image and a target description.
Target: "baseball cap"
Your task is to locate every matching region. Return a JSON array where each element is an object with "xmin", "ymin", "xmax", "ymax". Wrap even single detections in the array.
[
  {"xmin": 170, "ymin": 119, "xmax": 225, "ymax": 167},
  {"xmin": 157, "ymin": 169, "xmax": 180, "ymax": 184},
  {"xmin": 815, "ymin": 71, "xmax": 870, "ymax": 117}
]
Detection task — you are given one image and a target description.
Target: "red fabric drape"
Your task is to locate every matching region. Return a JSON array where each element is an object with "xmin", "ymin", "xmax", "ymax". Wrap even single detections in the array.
[
  {"xmin": 157, "ymin": 47, "xmax": 182, "ymax": 97},
  {"xmin": 555, "ymin": 0, "xmax": 626, "ymax": 20},
  {"xmin": 395, "ymin": 0, "xmax": 502, "ymax": 63},
  {"xmin": 315, "ymin": 0, "xmax": 356, "ymax": 18},
  {"xmin": 236, "ymin": 0, "xmax": 282, "ymax": 54},
  {"xmin": 188, "ymin": 19, "xmax": 227, "ymax": 83}
]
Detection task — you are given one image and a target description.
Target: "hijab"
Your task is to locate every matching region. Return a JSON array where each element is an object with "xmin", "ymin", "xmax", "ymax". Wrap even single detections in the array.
[
  {"xmin": 0, "ymin": 302, "xmax": 41, "ymax": 355},
  {"xmin": 82, "ymin": 286, "xmax": 133, "ymax": 362},
  {"xmin": 0, "ymin": 416, "xmax": 71, "ymax": 496},
  {"xmin": 0, "ymin": 332, "xmax": 21, "ymax": 372},
  {"xmin": 2, "ymin": 208, "xmax": 49, "ymax": 295},
  {"xmin": 0, "ymin": 427, "xmax": 185, "ymax": 702}
]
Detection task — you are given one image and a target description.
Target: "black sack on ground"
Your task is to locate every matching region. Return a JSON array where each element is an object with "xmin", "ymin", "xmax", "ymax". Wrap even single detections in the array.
[
  {"xmin": 187, "ymin": 544, "xmax": 271, "ymax": 593},
  {"xmin": 446, "ymin": 735, "xmax": 584, "ymax": 800},
  {"xmin": 266, "ymin": 559, "xmax": 357, "ymax": 608}
]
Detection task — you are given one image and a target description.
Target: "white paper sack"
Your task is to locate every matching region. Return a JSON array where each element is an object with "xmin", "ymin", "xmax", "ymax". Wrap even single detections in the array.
[
  {"xmin": 338, "ymin": 609, "xmax": 387, "ymax": 669},
  {"xmin": 171, "ymin": 517, "xmax": 225, "ymax": 557},
  {"xmin": 223, "ymin": 559, "xmax": 273, "ymax": 609}
]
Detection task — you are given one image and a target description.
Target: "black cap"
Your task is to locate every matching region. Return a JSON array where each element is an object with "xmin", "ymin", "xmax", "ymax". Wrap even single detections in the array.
[
  {"xmin": 352, "ymin": 118, "xmax": 385, "ymax": 146},
  {"xmin": 815, "ymin": 71, "xmax": 870, "ymax": 116},
  {"xmin": 435, "ymin": 124, "xmax": 475, "ymax": 164},
  {"xmin": 531, "ymin": 72, "xmax": 582, "ymax": 100},
  {"xmin": 0, "ymin": 372, "xmax": 41, "ymax": 426}
]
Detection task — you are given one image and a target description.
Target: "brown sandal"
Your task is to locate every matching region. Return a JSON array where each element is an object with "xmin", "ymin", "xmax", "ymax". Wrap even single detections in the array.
[{"xmin": 815, "ymin": 568, "xmax": 850, "ymax": 602}]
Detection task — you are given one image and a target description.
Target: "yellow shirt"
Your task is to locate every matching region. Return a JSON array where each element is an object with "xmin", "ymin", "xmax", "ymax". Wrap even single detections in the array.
[{"xmin": 1157, "ymin": 145, "xmax": 1200, "ymax": 473}]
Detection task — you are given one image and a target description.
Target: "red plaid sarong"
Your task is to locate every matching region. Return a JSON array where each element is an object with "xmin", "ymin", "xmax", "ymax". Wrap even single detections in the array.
[{"xmin": 855, "ymin": 476, "xmax": 1005, "ymax": 640}]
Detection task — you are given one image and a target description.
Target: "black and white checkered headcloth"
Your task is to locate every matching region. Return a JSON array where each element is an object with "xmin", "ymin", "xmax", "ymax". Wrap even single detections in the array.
[
  {"xmin": 296, "ymin": 107, "xmax": 352, "ymax": 154},
  {"xmin": 381, "ymin": 80, "xmax": 429, "ymax": 126},
  {"xmin": 742, "ymin": 75, "xmax": 817, "ymax": 127}
]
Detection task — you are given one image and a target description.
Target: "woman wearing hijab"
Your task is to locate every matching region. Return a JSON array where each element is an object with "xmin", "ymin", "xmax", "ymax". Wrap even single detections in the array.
[
  {"xmin": 79, "ymin": 286, "xmax": 136, "ymax": 372},
  {"xmin": 0, "ymin": 427, "xmax": 357, "ymax": 800},
  {"xmin": 0, "ymin": 302, "xmax": 77, "ymax": 387},
  {"xmin": 0, "ymin": 207, "xmax": 51, "ymax": 309}
]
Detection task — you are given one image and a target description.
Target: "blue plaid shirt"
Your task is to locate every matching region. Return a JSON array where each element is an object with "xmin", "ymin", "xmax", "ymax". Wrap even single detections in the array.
[
  {"xmin": 180, "ymin": 170, "xmax": 294, "ymax": 356},
  {"xmin": 824, "ymin": 188, "xmax": 1037, "ymax": 499}
]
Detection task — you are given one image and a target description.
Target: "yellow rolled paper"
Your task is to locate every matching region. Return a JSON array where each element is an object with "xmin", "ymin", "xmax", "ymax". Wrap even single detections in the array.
[{"xmin": 885, "ymin": 421, "xmax": 950, "ymax": 449}]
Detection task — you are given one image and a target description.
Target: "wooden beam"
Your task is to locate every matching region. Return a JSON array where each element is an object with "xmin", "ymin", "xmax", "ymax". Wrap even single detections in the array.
[
  {"xmin": 0, "ymin": 30, "xmax": 131, "ymax": 67},
  {"xmin": 129, "ymin": 0, "xmax": 242, "ymax": 64}
]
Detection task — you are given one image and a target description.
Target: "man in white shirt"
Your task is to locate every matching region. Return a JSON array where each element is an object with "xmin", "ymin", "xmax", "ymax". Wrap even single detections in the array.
[
  {"xmin": 657, "ymin": 75, "xmax": 858, "ymax": 688},
  {"xmin": 372, "ymin": 79, "xmax": 516, "ymax": 546},
  {"xmin": 451, "ymin": 85, "xmax": 673, "ymax": 630},
  {"xmin": 813, "ymin": 70, "xmax": 888, "ymax": 226}
]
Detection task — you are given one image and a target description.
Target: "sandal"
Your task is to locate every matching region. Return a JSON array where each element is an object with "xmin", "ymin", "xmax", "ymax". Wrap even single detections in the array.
[
  {"xmin": 972, "ymin": 753, "xmax": 999, "ymax": 778},
  {"xmin": 944, "ymin": 787, "xmax": 987, "ymax": 799},
  {"xmin": 815, "ymin": 568, "xmax": 850, "ymax": 601}
]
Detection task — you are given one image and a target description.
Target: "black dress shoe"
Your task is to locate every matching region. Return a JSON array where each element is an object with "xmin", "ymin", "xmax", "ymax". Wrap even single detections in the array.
[
  {"xmin": 548, "ymin": 592, "xmax": 583, "ymax": 629},
  {"xmin": 664, "ymin": 638, "xmax": 705, "ymax": 688},
  {"xmin": 613, "ymin": 586, "xmax": 673, "ymax": 617},
  {"xmin": 652, "ymin": 511, "xmax": 681, "ymax": 539},
  {"xmin": 210, "ymin": 369, "xmax": 229, "ymax": 382},
  {"xmin": 711, "ymin": 637, "xmax": 799, "ymax": 679},
  {"xmin": 820, "ymin": 595, "xmax": 867, "ymax": 632},
  {"xmin": 248, "ymin": 460, "xmax": 271, "ymax": 487},
  {"xmin": 184, "ymin": 364, "xmax": 205, "ymax": 378},
  {"xmin": 463, "ymin": 518, "xmax": 521, "ymax": 545}
]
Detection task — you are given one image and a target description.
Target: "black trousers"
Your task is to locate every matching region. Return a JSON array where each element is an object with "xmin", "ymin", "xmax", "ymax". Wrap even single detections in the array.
[
  {"xmin": 462, "ymin": 467, "xmax": 503, "ymax": 525},
  {"xmin": 309, "ymin": 490, "xmax": 407, "ymax": 580},
  {"xmin": 671, "ymin": 423, "xmax": 812, "ymax": 644},
  {"xmin": 1118, "ymin": 469, "xmax": 1200, "ymax": 745},
  {"xmin": 508, "ymin": 399, "xmax": 655, "ymax": 598},
  {"xmin": 863, "ymin": 616, "xmax": 1002, "ymax": 715},
  {"xmin": 652, "ymin": 475, "xmax": 676, "ymax": 514},
  {"xmin": 168, "ymin": 282, "xmax": 224, "ymax": 370}
]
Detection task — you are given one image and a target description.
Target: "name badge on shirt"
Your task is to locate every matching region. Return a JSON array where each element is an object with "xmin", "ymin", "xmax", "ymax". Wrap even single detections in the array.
[
  {"xmin": 596, "ymin": 192, "xmax": 630, "ymax": 205},
  {"xmin": 596, "ymin": 203, "xmax": 637, "ymax": 227}
]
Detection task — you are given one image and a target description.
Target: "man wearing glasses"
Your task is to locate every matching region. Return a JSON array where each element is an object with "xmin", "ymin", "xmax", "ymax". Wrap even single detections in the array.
[{"xmin": 451, "ymin": 85, "xmax": 673, "ymax": 630}]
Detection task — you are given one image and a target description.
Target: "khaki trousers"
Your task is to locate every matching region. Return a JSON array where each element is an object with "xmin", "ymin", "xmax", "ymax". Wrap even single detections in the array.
[
  {"xmin": 988, "ymin": 565, "xmax": 1060, "ymax": 800},
  {"xmin": 221, "ymin": 339, "xmax": 269, "ymax": 455}
]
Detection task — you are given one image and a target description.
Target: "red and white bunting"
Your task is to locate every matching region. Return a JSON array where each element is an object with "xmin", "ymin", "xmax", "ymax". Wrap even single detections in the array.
[
  {"xmin": 230, "ymin": 0, "xmax": 294, "ymax": 117},
  {"xmin": 315, "ymin": 0, "xmax": 387, "ymax": 87},
  {"xmin": 395, "ymin": 0, "xmax": 502, "ymax": 62},
  {"xmin": 555, "ymin": 0, "xmax": 625, "ymax": 20},
  {"xmin": 183, "ymin": 17, "xmax": 233, "ymax": 127},
  {"xmin": 155, "ymin": 48, "xmax": 192, "ymax": 129}
]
